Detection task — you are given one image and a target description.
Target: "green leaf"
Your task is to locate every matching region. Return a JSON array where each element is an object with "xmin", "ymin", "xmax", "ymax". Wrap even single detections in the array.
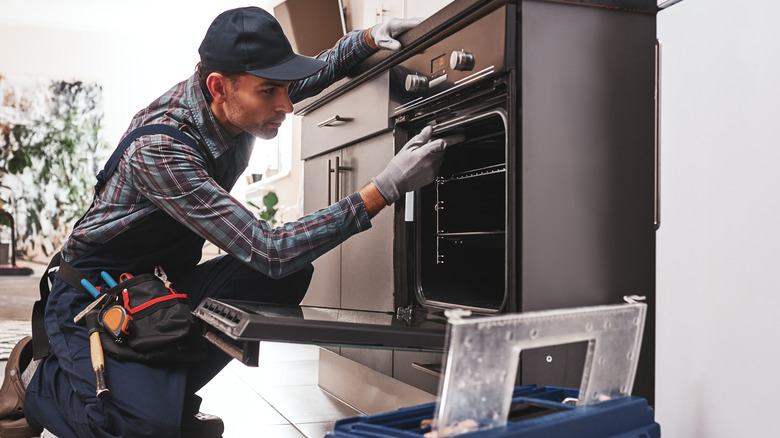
[
  {"xmin": 8, "ymin": 151, "xmax": 29, "ymax": 174},
  {"xmin": 263, "ymin": 191, "xmax": 279, "ymax": 209}
]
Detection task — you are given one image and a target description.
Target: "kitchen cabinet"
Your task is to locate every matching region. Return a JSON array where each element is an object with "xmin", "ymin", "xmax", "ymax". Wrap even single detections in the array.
[
  {"xmin": 300, "ymin": 71, "xmax": 393, "ymax": 311},
  {"xmin": 301, "ymin": 133, "xmax": 395, "ymax": 312}
]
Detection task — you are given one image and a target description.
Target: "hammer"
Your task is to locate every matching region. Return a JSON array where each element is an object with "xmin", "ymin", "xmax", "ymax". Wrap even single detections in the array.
[
  {"xmin": 74, "ymin": 279, "xmax": 113, "ymax": 399},
  {"xmin": 85, "ymin": 310, "xmax": 110, "ymax": 399}
]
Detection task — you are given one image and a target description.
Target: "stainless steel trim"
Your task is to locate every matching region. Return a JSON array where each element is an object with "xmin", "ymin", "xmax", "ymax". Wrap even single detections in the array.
[
  {"xmin": 654, "ymin": 39, "xmax": 662, "ymax": 230},
  {"xmin": 430, "ymin": 108, "xmax": 505, "ymax": 134},
  {"xmin": 318, "ymin": 349, "xmax": 436, "ymax": 414},
  {"xmin": 411, "ymin": 362, "xmax": 442, "ymax": 377},
  {"xmin": 317, "ymin": 115, "xmax": 354, "ymax": 128},
  {"xmin": 337, "ymin": 0, "xmax": 347, "ymax": 35},
  {"xmin": 437, "ymin": 231, "xmax": 505, "ymax": 237},
  {"xmin": 393, "ymin": 66, "xmax": 496, "ymax": 115},
  {"xmin": 658, "ymin": 0, "xmax": 685, "ymax": 10}
]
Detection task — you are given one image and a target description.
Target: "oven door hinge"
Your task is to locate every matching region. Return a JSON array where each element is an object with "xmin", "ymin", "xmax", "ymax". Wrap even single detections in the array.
[{"xmin": 396, "ymin": 305, "xmax": 415, "ymax": 323}]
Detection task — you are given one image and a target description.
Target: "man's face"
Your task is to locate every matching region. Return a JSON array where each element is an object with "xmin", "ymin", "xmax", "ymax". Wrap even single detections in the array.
[{"xmin": 222, "ymin": 74, "xmax": 293, "ymax": 139}]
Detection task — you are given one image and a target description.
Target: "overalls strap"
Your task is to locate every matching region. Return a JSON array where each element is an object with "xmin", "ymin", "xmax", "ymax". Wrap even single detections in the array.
[{"xmin": 93, "ymin": 124, "xmax": 200, "ymax": 198}]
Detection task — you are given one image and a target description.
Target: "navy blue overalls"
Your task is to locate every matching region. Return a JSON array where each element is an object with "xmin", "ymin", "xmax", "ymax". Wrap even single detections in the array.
[{"xmin": 25, "ymin": 125, "xmax": 313, "ymax": 437}]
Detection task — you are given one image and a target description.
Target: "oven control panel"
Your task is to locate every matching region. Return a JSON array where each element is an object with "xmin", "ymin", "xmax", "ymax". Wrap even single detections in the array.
[{"xmin": 391, "ymin": 6, "xmax": 508, "ymax": 115}]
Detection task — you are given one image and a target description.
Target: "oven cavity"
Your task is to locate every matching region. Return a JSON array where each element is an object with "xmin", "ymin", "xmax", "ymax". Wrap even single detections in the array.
[{"xmin": 415, "ymin": 110, "xmax": 508, "ymax": 312}]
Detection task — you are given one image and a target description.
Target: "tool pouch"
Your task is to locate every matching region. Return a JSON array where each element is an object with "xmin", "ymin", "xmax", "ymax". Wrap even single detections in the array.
[
  {"xmin": 32, "ymin": 252, "xmax": 206, "ymax": 364},
  {"xmin": 97, "ymin": 273, "xmax": 206, "ymax": 364}
]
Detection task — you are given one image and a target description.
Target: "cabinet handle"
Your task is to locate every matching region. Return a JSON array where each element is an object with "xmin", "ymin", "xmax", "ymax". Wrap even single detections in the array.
[
  {"xmin": 330, "ymin": 156, "xmax": 353, "ymax": 205},
  {"xmin": 654, "ymin": 39, "xmax": 662, "ymax": 231},
  {"xmin": 317, "ymin": 115, "xmax": 353, "ymax": 128},
  {"xmin": 328, "ymin": 159, "xmax": 335, "ymax": 205},
  {"xmin": 334, "ymin": 157, "xmax": 340, "ymax": 204}
]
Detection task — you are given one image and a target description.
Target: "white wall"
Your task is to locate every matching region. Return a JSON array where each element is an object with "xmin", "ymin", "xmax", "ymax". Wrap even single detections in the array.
[{"xmin": 656, "ymin": 0, "xmax": 780, "ymax": 435}]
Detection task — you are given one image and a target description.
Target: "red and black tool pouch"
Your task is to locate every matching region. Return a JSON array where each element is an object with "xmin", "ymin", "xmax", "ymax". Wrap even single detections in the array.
[
  {"xmin": 96, "ymin": 273, "xmax": 206, "ymax": 364},
  {"xmin": 32, "ymin": 253, "xmax": 206, "ymax": 364}
]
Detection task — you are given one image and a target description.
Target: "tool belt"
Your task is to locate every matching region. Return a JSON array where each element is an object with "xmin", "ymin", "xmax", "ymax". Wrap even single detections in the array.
[{"xmin": 32, "ymin": 252, "xmax": 206, "ymax": 364}]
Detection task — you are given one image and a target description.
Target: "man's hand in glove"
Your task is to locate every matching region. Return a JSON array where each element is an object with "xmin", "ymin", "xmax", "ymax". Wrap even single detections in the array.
[
  {"xmin": 368, "ymin": 17, "xmax": 424, "ymax": 51},
  {"xmin": 371, "ymin": 126, "xmax": 466, "ymax": 206}
]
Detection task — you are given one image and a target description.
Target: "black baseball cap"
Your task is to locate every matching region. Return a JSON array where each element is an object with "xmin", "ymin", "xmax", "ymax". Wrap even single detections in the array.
[{"xmin": 198, "ymin": 7, "xmax": 326, "ymax": 81}]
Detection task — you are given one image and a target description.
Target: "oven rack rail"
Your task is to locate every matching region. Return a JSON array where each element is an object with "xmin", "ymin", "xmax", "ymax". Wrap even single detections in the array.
[{"xmin": 437, "ymin": 163, "xmax": 506, "ymax": 184}]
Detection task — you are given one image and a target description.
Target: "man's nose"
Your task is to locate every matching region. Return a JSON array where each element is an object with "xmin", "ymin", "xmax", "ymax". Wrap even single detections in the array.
[{"xmin": 278, "ymin": 92, "xmax": 293, "ymax": 114}]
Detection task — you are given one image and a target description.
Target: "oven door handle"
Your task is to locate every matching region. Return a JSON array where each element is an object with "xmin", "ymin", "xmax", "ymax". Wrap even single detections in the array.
[
  {"xmin": 654, "ymin": 38, "xmax": 662, "ymax": 231},
  {"xmin": 430, "ymin": 109, "xmax": 508, "ymax": 136}
]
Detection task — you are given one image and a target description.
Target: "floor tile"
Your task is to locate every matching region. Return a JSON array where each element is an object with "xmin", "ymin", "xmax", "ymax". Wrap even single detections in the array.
[
  {"xmin": 259, "ymin": 341, "xmax": 321, "ymax": 362},
  {"xmin": 296, "ymin": 421, "xmax": 338, "ymax": 438},
  {"xmin": 243, "ymin": 424, "xmax": 307, "ymax": 437},
  {"xmin": 0, "ymin": 321, "xmax": 31, "ymax": 359},
  {"xmin": 234, "ymin": 358, "xmax": 319, "ymax": 391},
  {"xmin": 198, "ymin": 362, "xmax": 288, "ymax": 432},
  {"xmin": 260, "ymin": 385, "xmax": 360, "ymax": 424}
]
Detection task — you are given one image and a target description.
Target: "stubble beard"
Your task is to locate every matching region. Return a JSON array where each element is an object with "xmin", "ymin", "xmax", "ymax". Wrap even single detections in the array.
[{"xmin": 226, "ymin": 95, "xmax": 283, "ymax": 140}]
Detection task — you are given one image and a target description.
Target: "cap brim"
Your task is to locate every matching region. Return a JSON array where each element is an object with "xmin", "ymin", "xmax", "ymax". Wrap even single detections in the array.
[{"xmin": 246, "ymin": 54, "xmax": 327, "ymax": 81}]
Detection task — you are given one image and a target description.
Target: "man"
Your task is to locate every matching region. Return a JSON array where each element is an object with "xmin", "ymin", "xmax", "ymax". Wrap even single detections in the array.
[{"xmin": 0, "ymin": 7, "xmax": 459, "ymax": 438}]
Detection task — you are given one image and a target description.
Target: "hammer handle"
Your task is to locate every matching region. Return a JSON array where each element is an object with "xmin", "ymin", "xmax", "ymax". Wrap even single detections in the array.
[{"xmin": 90, "ymin": 331, "xmax": 109, "ymax": 398}]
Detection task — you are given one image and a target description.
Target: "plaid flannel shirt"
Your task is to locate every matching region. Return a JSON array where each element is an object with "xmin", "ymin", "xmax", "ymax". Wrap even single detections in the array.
[{"xmin": 62, "ymin": 29, "xmax": 377, "ymax": 278}]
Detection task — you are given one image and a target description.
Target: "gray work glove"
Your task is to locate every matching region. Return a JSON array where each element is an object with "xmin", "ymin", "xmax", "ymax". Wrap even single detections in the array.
[
  {"xmin": 372, "ymin": 126, "xmax": 465, "ymax": 205},
  {"xmin": 369, "ymin": 17, "xmax": 424, "ymax": 51}
]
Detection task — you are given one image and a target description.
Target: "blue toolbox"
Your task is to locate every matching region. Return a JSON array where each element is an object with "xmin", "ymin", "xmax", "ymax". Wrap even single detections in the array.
[{"xmin": 326, "ymin": 384, "xmax": 660, "ymax": 437}]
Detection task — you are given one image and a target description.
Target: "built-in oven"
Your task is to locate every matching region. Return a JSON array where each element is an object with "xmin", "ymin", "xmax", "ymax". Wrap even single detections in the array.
[{"xmin": 389, "ymin": 6, "xmax": 515, "ymax": 315}]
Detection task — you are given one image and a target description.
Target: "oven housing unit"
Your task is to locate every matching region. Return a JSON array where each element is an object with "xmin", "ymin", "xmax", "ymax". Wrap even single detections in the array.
[{"xmin": 388, "ymin": 1, "xmax": 657, "ymax": 402}]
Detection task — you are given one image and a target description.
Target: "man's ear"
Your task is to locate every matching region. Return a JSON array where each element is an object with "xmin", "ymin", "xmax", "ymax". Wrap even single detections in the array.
[{"xmin": 206, "ymin": 73, "xmax": 229, "ymax": 104}]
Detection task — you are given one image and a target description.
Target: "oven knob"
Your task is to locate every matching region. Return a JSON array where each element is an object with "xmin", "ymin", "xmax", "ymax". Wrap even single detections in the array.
[
  {"xmin": 450, "ymin": 50, "xmax": 475, "ymax": 71},
  {"xmin": 405, "ymin": 74, "xmax": 429, "ymax": 93}
]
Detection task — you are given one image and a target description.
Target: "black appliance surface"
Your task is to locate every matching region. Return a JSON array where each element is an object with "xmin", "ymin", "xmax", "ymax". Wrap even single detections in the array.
[{"xmin": 194, "ymin": 298, "xmax": 447, "ymax": 356}]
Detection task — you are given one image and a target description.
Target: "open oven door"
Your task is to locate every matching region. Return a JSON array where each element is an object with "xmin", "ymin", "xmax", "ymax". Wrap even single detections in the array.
[{"xmin": 193, "ymin": 298, "xmax": 448, "ymax": 366}]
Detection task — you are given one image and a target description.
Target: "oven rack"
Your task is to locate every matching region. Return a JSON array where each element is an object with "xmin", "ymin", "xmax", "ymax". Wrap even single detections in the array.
[{"xmin": 437, "ymin": 163, "xmax": 506, "ymax": 183}]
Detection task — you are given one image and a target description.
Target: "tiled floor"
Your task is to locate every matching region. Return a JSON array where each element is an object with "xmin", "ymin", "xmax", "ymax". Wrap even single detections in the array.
[{"xmin": 198, "ymin": 342, "xmax": 360, "ymax": 437}]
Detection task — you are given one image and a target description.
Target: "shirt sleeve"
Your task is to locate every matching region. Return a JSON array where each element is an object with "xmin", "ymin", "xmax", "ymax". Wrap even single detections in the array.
[
  {"xmin": 129, "ymin": 139, "xmax": 372, "ymax": 278},
  {"xmin": 288, "ymin": 29, "xmax": 378, "ymax": 104}
]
